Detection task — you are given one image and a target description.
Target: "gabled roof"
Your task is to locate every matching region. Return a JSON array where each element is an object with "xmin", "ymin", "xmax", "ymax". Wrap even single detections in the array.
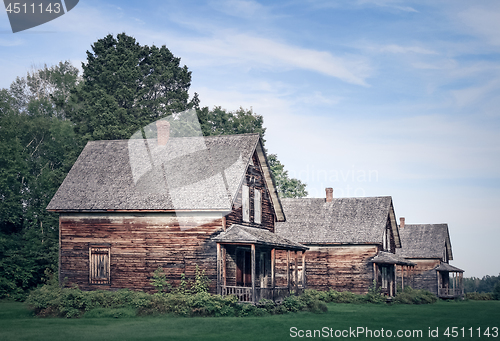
[
  {"xmin": 47, "ymin": 134, "xmax": 284, "ymax": 219},
  {"xmin": 213, "ymin": 224, "xmax": 307, "ymax": 251},
  {"xmin": 275, "ymin": 196, "xmax": 400, "ymax": 246},
  {"xmin": 396, "ymin": 224, "xmax": 453, "ymax": 260}
]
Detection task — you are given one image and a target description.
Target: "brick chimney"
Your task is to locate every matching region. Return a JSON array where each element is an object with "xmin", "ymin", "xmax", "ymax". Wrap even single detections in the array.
[
  {"xmin": 400, "ymin": 217, "xmax": 405, "ymax": 229},
  {"xmin": 156, "ymin": 120, "xmax": 170, "ymax": 146},
  {"xmin": 325, "ymin": 188, "xmax": 333, "ymax": 202}
]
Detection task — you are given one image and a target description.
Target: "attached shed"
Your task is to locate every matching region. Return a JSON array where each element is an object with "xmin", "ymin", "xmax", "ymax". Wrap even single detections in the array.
[
  {"xmin": 396, "ymin": 220, "xmax": 464, "ymax": 298},
  {"xmin": 47, "ymin": 127, "xmax": 303, "ymax": 301},
  {"xmin": 276, "ymin": 189, "xmax": 405, "ymax": 296}
]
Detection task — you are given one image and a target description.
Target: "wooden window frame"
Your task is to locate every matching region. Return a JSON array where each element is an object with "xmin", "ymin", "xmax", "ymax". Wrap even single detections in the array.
[
  {"xmin": 254, "ymin": 188, "xmax": 262, "ymax": 224},
  {"xmin": 242, "ymin": 185, "xmax": 250, "ymax": 222},
  {"xmin": 89, "ymin": 245, "xmax": 111, "ymax": 285}
]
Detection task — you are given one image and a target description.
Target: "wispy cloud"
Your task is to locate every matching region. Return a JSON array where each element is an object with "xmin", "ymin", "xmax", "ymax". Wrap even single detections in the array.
[
  {"xmin": 356, "ymin": 0, "xmax": 419, "ymax": 13},
  {"xmin": 173, "ymin": 32, "xmax": 371, "ymax": 85},
  {"xmin": 458, "ymin": 6, "xmax": 500, "ymax": 46},
  {"xmin": 209, "ymin": 0, "xmax": 267, "ymax": 18},
  {"xmin": 377, "ymin": 44, "xmax": 437, "ymax": 55}
]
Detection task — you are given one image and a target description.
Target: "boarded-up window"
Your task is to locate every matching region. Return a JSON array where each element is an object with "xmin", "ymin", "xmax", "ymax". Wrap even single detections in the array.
[
  {"xmin": 89, "ymin": 246, "xmax": 110, "ymax": 285},
  {"xmin": 254, "ymin": 189, "xmax": 262, "ymax": 224},
  {"xmin": 242, "ymin": 185, "xmax": 250, "ymax": 222},
  {"xmin": 381, "ymin": 266, "xmax": 388, "ymax": 289}
]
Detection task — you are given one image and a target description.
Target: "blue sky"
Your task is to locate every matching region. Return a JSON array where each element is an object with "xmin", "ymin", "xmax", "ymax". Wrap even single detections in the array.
[{"xmin": 1, "ymin": 0, "xmax": 499, "ymax": 277}]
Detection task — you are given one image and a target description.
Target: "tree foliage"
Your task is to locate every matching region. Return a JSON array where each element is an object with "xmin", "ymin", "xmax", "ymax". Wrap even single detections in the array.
[
  {"xmin": 9, "ymin": 61, "xmax": 79, "ymax": 119},
  {"xmin": 464, "ymin": 275, "xmax": 500, "ymax": 294},
  {"xmin": 67, "ymin": 33, "xmax": 197, "ymax": 141},
  {"xmin": 267, "ymin": 154, "xmax": 308, "ymax": 198},
  {"xmin": 0, "ymin": 65, "xmax": 80, "ymax": 299},
  {"xmin": 197, "ymin": 106, "xmax": 266, "ymax": 140}
]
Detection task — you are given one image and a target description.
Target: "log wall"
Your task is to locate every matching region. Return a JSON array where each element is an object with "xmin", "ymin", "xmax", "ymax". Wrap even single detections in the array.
[
  {"xmin": 59, "ymin": 212, "xmax": 224, "ymax": 293},
  {"xmin": 276, "ymin": 245, "xmax": 378, "ymax": 294},
  {"xmin": 398, "ymin": 259, "xmax": 440, "ymax": 295}
]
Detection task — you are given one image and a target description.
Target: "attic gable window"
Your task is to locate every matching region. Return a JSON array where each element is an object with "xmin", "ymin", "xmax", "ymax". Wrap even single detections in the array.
[
  {"xmin": 254, "ymin": 189, "xmax": 262, "ymax": 224},
  {"xmin": 89, "ymin": 245, "xmax": 110, "ymax": 285},
  {"xmin": 242, "ymin": 185, "xmax": 250, "ymax": 222}
]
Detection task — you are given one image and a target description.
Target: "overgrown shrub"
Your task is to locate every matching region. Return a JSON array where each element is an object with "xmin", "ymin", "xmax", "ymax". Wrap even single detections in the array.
[
  {"xmin": 466, "ymin": 292, "xmax": 493, "ymax": 300},
  {"xmin": 149, "ymin": 265, "xmax": 209, "ymax": 295},
  {"xmin": 393, "ymin": 287, "xmax": 437, "ymax": 304}
]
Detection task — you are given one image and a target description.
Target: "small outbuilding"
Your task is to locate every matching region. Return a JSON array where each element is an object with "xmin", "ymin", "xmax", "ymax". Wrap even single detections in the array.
[
  {"xmin": 276, "ymin": 189, "xmax": 408, "ymax": 297},
  {"xmin": 396, "ymin": 220, "xmax": 464, "ymax": 298}
]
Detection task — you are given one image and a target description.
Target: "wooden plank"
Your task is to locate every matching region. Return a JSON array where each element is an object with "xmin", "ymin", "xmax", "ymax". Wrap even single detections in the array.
[{"xmin": 251, "ymin": 244, "xmax": 256, "ymax": 303}]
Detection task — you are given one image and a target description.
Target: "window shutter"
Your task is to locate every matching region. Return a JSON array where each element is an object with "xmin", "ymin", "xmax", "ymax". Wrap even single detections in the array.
[
  {"xmin": 242, "ymin": 185, "xmax": 250, "ymax": 222},
  {"xmin": 89, "ymin": 246, "xmax": 110, "ymax": 284},
  {"xmin": 254, "ymin": 189, "xmax": 261, "ymax": 224}
]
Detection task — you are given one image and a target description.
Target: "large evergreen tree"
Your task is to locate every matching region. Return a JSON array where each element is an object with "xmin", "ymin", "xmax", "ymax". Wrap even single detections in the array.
[{"xmin": 68, "ymin": 33, "xmax": 197, "ymax": 141}]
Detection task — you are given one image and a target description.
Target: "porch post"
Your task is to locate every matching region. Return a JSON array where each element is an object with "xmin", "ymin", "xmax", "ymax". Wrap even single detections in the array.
[
  {"xmin": 222, "ymin": 247, "xmax": 227, "ymax": 287},
  {"xmin": 437, "ymin": 271, "xmax": 440, "ymax": 296},
  {"xmin": 251, "ymin": 244, "xmax": 256, "ymax": 303},
  {"xmin": 294, "ymin": 251, "xmax": 298, "ymax": 292},
  {"xmin": 392, "ymin": 264, "xmax": 396, "ymax": 296},
  {"xmin": 301, "ymin": 251, "xmax": 306, "ymax": 288},
  {"xmin": 373, "ymin": 263, "xmax": 377, "ymax": 287},
  {"xmin": 287, "ymin": 250, "xmax": 291, "ymax": 292},
  {"xmin": 401, "ymin": 266, "xmax": 404, "ymax": 291},
  {"xmin": 216, "ymin": 243, "xmax": 221, "ymax": 295},
  {"xmin": 271, "ymin": 248, "xmax": 275, "ymax": 301}
]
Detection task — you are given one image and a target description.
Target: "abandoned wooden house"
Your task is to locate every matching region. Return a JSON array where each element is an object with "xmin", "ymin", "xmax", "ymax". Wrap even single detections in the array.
[
  {"xmin": 396, "ymin": 219, "xmax": 464, "ymax": 298},
  {"xmin": 46, "ymin": 123, "xmax": 306, "ymax": 302},
  {"xmin": 275, "ymin": 188, "xmax": 412, "ymax": 297}
]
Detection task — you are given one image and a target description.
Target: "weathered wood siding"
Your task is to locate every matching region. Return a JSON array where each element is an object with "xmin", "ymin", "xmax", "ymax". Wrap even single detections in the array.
[
  {"xmin": 225, "ymin": 151, "xmax": 276, "ymax": 232},
  {"xmin": 59, "ymin": 212, "xmax": 224, "ymax": 293},
  {"xmin": 276, "ymin": 245, "xmax": 378, "ymax": 294},
  {"xmin": 398, "ymin": 259, "xmax": 440, "ymax": 295}
]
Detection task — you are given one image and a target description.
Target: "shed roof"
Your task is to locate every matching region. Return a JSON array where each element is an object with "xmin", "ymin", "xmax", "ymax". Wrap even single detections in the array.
[
  {"xmin": 435, "ymin": 262, "xmax": 464, "ymax": 273},
  {"xmin": 396, "ymin": 224, "xmax": 453, "ymax": 260},
  {"xmin": 213, "ymin": 224, "xmax": 307, "ymax": 251},
  {"xmin": 47, "ymin": 134, "xmax": 284, "ymax": 219},
  {"xmin": 275, "ymin": 196, "xmax": 400, "ymax": 246},
  {"xmin": 370, "ymin": 251, "xmax": 415, "ymax": 266}
]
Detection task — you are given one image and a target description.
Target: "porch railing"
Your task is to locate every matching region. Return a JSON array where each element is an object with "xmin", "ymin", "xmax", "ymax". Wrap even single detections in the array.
[
  {"xmin": 221, "ymin": 285, "xmax": 304, "ymax": 303},
  {"xmin": 438, "ymin": 287, "xmax": 463, "ymax": 298}
]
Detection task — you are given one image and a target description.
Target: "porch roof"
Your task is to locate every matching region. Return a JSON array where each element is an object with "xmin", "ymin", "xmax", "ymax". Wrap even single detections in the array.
[
  {"xmin": 213, "ymin": 224, "xmax": 308, "ymax": 251},
  {"xmin": 435, "ymin": 262, "xmax": 464, "ymax": 273},
  {"xmin": 370, "ymin": 251, "xmax": 415, "ymax": 266}
]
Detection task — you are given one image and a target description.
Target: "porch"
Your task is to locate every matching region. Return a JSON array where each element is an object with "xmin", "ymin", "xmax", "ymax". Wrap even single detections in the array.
[
  {"xmin": 371, "ymin": 251, "xmax": 415, "ymax": 297},
  {"xmin": 213, "ymin": 224, "xmax": 308, "ymax": 303},
  {"xmin": 436, "ymin": 263, "xmax": 464, "ymax": 299}
]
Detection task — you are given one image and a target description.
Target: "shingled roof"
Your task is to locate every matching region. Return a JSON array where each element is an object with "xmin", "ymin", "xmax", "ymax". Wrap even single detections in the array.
[
  {"xmin": 275, "ymin": 196, "xmax": 400, "ymax": 246},
  {"xmin": 213, "ymin": 224, "xmax": 307, "ymax": 251},
  {"xmin": 370, "ymin": 251, "xmax": 415, "ymax": 266},
  {"xmin": 396, "ymin": 224, "xmax": 453, "ymax": 260},
  {"xmin": 47, "ymin": 133, "xmax": 284, "ymax": 218}
]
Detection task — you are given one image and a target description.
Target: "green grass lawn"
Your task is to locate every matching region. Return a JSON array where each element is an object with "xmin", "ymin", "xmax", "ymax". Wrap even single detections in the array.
[{"xmin": 1, "ymin": 299, "xmax": 499, "ymax": 341}]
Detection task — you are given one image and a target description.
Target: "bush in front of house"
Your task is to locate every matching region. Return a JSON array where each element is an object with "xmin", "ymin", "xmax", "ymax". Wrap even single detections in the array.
[
  {"xmin": 465, "ymin": 292, "xmax": 493, "ymax": 300},
  {"xmin": 25, "ymin": 283, "xmax": 329, "ymax": 318},
  {"xmin": 392, "ymin": 287, "xmax": 437, "ymax": 304}
]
